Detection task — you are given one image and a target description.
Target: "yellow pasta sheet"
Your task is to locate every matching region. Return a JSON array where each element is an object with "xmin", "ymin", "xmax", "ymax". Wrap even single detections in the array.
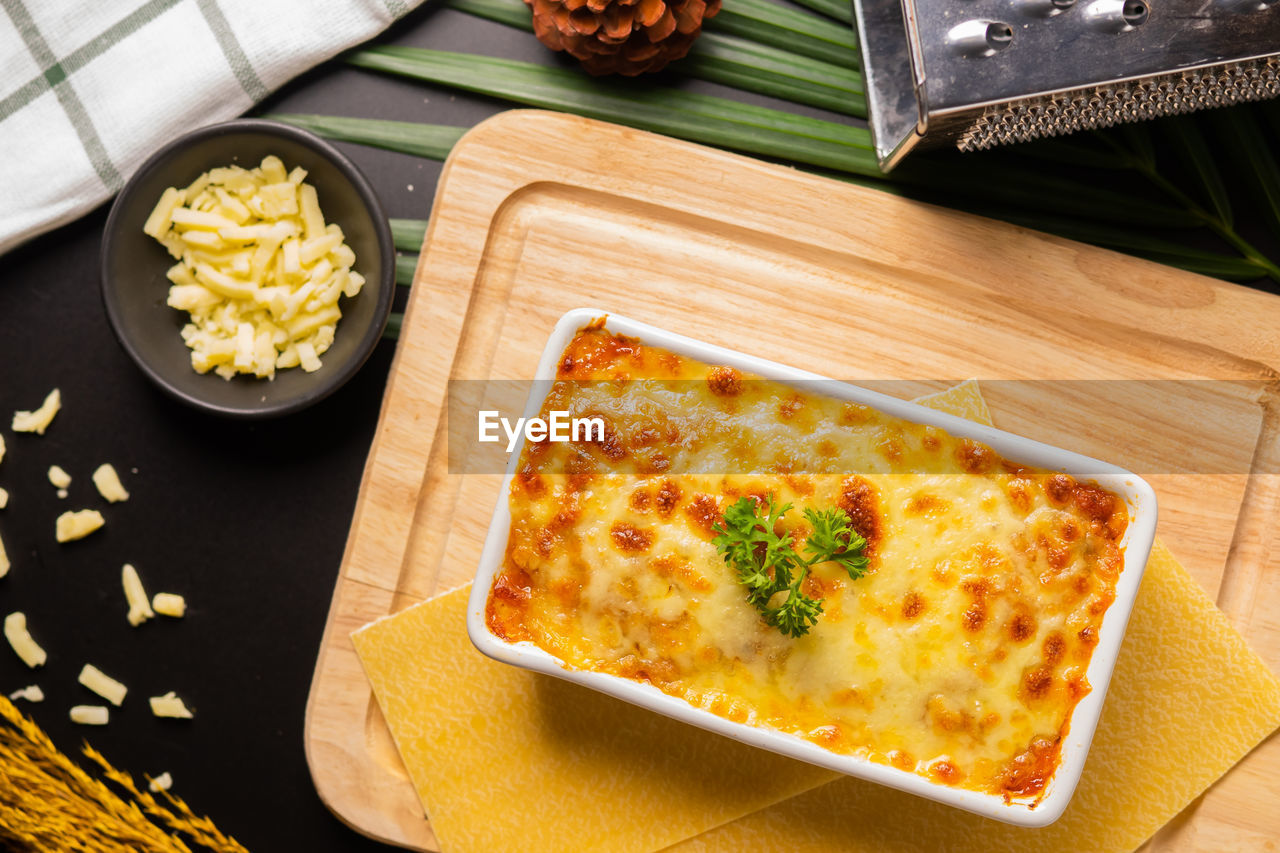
[
  {"xmin": 352, "ymin": 585, "xmax": 837, "ymax": 853},
  {"xmin": 352, "ymin": 383, "xmax": 1280, "ymax": 853}
]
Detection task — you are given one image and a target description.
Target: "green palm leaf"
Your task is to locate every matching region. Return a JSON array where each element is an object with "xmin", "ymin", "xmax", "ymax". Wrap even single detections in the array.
[
  {"xmin": 996, "ymin": 213, "xmax": 1269, "ymax": 281},
  {"xmin": 396, "ymin": 253, "xmax": 417, "ymax": 286},
  {"xmin": 1118, "ymin": 122, "xmax": 1156, "ymax": 169},
  {"xmin": 676, "ymin": 33, "xmax": 866, "ymax": 117},
  {"xmin": 446, "ymin": 0, "xmax": 866, "ymax": 116},
  {"xmin": 788, "ymin": 0, "xmax": 853, "ymax": 24},
  {"xmin": 1165, "ymin": 116, "xmax": 1233, "ymax": 228},
  {"xmin": 1005, "ymin": 138, "xmax": 1130, "ymax": 172},
  {"xmin": 447, "ymin": 0, "xmax": 531, "ymax": 28},
  {"xmin": 708, "ymin": 0, "xmax": 858, "ymax": 67},
  {"xmin": 893, "ymin": 157, "xmax": 1201, "ymax": 228},
  {"xmin": 384, "ymin": 312, "xmax": 403, "ymax": 340},
  {"xmin": 271, "ymin": 113, "xmax": 464, "ymax": 160},
  {"xmin": 346, "ymin": 47, "xmax": 879, "ymax": 175},
  {"xmin": 1214, "ymin": 107, "xmax": 1280, "ymax": 244},
  {"xmin": 391, "ymin": 218, "xmax": 430, "ymax": 252}
]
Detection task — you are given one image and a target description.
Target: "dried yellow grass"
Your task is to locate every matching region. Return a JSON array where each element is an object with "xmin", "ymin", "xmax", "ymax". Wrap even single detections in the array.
[{"xmin": 0, "ymin": 695, "xmax": 247, "ymax": 852}]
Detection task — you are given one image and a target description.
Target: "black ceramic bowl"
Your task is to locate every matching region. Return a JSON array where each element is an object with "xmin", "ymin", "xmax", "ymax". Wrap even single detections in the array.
[{"xmin": 101, "ymin": 119, "xmax": 394, "ymax": 418}]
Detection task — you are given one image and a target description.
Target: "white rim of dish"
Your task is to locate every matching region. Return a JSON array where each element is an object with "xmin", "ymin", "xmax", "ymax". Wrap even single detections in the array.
[{"xmin": 466, "ymin": 306, "xmax": 1158, "ymax": 828}]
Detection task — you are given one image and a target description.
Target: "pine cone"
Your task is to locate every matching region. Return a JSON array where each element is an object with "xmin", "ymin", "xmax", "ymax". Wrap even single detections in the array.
[{"xmin": 526, "ymin": 0, "xmax": 721, "ymax": 76}]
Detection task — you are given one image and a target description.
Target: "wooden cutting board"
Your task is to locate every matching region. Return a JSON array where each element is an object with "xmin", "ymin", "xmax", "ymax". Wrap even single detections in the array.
[{"xmin": 303, "ymin": 110, "xmax": 1280, "ymax": 851}]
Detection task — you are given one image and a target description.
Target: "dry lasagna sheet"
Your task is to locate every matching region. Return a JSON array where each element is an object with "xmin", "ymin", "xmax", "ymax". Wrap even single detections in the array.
[
  {"xmin": 355, "ymin": 584, "xmax": 838, "ymax": 853},
  {"xmin": 351, "ymin": 382, "xmax": 1280, "ymax": 853}
]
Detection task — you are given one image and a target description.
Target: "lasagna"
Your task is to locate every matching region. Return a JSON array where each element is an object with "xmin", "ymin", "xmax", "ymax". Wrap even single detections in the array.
[{"xmin": 486, "ymin": 322, "xmax": 1128, "ymax": 802}]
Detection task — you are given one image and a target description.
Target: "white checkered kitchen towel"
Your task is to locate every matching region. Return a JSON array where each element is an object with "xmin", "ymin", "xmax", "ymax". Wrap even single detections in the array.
[{"xmin": 0, "ymin": 0, "xmax": 425, "ymax": 256}]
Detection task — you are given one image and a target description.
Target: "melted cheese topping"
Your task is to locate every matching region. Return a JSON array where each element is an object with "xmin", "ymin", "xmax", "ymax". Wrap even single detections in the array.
[{"xmin": 487, "ymin": 325, "xmax": 1128, "ymax": 802}]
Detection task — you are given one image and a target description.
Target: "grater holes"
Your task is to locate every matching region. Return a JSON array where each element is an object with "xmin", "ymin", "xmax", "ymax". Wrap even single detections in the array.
[
  {"xmin": 1122, "ymin": 0, "xmax": 1149, "ymax": 25},
  {"xmin": 1085, "ymin": 0, "xmax": 1151, "ymax": 31},
  {"xmin": 946, "ymin": 20, "xmax": 1015, "ymax": 57},
  {"xmin": 957, "ymin": 56, "xmax": 1280, "ymax": 152}
]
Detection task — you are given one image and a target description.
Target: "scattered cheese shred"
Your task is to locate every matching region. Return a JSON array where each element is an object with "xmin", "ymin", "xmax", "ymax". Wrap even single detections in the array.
[
  {"xmin": 149, "ymin": 692, "xmax": 193, "ymax": 719},
  {"xmin": 0, "ymin": 433, "xmax": 5, "ymax": 464},
  {"xmin": 47, "ymin": 465, "xmax": 71, "ymax": 489},
  {"xmin": 4, "ymin": 613, "xmax": 47, "ymax": 668},
  {"xmin": 152, "ymin": 593, "xmax": 186, "ymax": 619},
  {"xmin": 0, "ymin": 487, "xmax": 7, "ymax": 509},
  {"xmin": 55, "ymin": 509, "xmax": 105, "ymax": 543},
  {"xmin": 12, "ymin": 388, "xmax": 61, "ymax": 434},
  {"xmin": 92, "ymin": 463, "xmax": 130, "ymax": 502},
  {"xmin": 144, "ymin": 156, "xmax": 365, "ymax": 381},
  {"xmin": 0, "ymin": 532, "xmax": 8, "ymax": 578},
  {"xmin": 78, "ymin": 664, "xmax": 128, "ymax": 707},
  {"xmin": 70, "ymin": 705, "xmax": 109, "ymax": 726},
  {"xmin": 149, "ymin": 772, "xmax": 173, "ymax": 793},
  {"xmin": 8, "ymin": 685, "xmax": 44, "ymax": 703},
  {"xmin": 121, "ymin": 564, "xmax": 155, "ymax": 627}
]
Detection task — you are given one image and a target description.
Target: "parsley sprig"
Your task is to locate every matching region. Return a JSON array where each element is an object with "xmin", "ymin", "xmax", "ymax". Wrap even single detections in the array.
[{"xmin": 712, "ymin": 496, "xmax": 870, "ymax": 638}]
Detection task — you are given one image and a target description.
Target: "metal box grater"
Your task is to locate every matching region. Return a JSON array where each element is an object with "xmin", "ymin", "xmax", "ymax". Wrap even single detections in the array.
[{"xmin": 852, "ymin": 0, "xmax": 1280, "ymax": 170}]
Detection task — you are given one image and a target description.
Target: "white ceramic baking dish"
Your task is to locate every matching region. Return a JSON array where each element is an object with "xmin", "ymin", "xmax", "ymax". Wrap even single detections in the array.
[{"xmin": 466, "ymin": 307, "xmax": 1158, "ymax": 827}]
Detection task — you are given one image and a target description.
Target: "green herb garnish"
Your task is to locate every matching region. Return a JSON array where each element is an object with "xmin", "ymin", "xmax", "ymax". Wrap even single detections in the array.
[{"xmin": 712, "ymin": 495, "xmax": 869, "ymax": 638}]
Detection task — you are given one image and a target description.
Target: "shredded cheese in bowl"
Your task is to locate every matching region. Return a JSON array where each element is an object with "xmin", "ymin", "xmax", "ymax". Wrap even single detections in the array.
[{"xmin": 143, "ymin": 155, "xmax": 365, "ymax": 381}]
